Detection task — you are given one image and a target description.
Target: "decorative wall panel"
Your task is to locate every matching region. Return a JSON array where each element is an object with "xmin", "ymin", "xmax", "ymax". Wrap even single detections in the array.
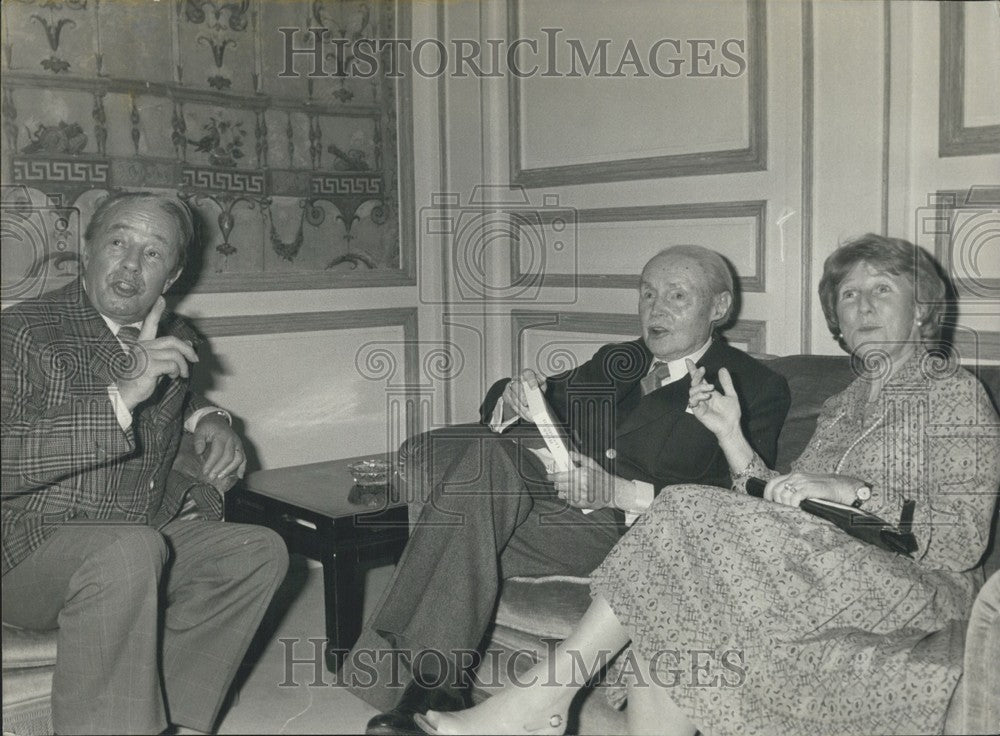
[
  {"xmin": 0, "ymin": 0, "xmax": 413, "ymax": 293},
  {"xmin": 508, "ymin": 0, "xmax": 767, "ymax": 186},
  {"xmin": 939, "ymin": 2, "xmax": 1000, "ymax": 157},
  {"xmin": 188, "ymin": 307, "xmax": 420, "ymax": 468},
  {"xmin": 510, "ymin": 200, "xmax": 767, "ymax": 293}
]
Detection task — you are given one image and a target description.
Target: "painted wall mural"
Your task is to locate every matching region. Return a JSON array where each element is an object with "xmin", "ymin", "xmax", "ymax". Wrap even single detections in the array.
[{"xmin": 0, "ymin": 0, "xmax": 410, "ymax": 292}]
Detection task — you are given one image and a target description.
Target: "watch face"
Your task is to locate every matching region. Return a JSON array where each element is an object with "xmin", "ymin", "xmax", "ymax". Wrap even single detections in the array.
[{"xmin": 857, "ymin": 485, "xmax": 872, "ymax": 501}]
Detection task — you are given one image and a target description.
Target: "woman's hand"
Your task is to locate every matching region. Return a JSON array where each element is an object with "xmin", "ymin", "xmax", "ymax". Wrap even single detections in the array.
[
  {"xmin": 764, "ymin": 472, "xmax": 861, "ymax": 508},
  {"xmin": 686, "ymin": 360, "xmax": 742, "ymax": 442}
]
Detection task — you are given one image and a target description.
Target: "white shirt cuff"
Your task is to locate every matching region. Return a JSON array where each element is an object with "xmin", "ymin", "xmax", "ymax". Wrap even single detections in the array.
[
  {"xmin": 107, "ymin": 385, "xmax": 133, "ymax": 431},
  {"xmin": 185, "ymin": 407, "xmax": 231, "ymax": 433},
  {"xmin": 488, "ymin": 397, "xmax": 520, "ymax": 434},
  {"xmin": 623, "ymin": 480, "xmax": 655, "ymax": 526}
]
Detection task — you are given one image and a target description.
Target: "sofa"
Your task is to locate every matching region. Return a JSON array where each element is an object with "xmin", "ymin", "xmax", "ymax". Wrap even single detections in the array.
[
  {"xmin": 398, "ymin": 354, "xmax": 1000, "ymax": 735},
  {"xmin": 0, "ymin": 434, "xmax": 238, "ymax": 736}
]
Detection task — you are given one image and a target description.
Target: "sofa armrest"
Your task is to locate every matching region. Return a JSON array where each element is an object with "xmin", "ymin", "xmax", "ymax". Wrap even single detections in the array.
[{"xmin": 946, "ymin": 571, "xmax": 1000, "ymax": 735}]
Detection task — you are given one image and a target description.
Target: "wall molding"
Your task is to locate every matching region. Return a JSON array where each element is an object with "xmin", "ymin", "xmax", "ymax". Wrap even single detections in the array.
[
  {"xmin": 951, "ymin": 328, "xmax": 1000, "ymax": 364},
  {"xmin": 881, "ymin": 0, "xmax": 892, "ymax": 237},
  {"xmin": 509, "ymin": 309, "xmax": 767, "ymax": 374},
  {"xmin": 192, "ymin": 307, "xmax": 416, "ymax": 340},
  {"xmin": 939, "ymin": 3, "xmax": 1000, "ymax": 157},
  {"xmin": 507, "ymin": 0, "xmax": 768, "ymax": 186},
  {"xmin": 800, "ymin": 0, "xmax": 815, "ymax": 354},
  {"xmin": 396, "ymin": 2, "xmax": 419, "ymax": 289},
  {"xmin": 509, "ymin": 200, "xmax": 767, "ymax": 293}
]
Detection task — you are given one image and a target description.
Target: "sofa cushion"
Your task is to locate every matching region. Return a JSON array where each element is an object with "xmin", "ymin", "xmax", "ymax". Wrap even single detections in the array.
[
  {"xmin": 495, "ymin": 575, "xmax": 593, "ymax": 640},
  {"xmin": 763, "ymin": 355, "xmax": 854, "ymax": 472},
  {"xmin": 1, "ymin": 665, "xmax": 54, "ymax": 736},
  {"xmin": 1, "ymin": 625, "xmax": 58, "ymax": 669}
]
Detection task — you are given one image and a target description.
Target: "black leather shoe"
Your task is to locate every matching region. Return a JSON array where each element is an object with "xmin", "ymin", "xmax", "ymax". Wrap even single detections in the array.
[{"xmin": 365, "ymin": 680, "xmax": 467, "ymax": 735}]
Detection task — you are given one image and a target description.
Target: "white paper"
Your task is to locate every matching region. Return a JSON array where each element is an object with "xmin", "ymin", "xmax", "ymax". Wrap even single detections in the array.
[{"xmin": 524, "ymin": 384, "xmax": 571, "ymax": 472}]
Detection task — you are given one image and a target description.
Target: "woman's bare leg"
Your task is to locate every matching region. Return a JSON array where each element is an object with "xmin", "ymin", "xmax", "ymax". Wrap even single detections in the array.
[
  {"xmin": 625, "ymin": 656, "xmax": 696, "ymax": 736},
  {"xmin": 417, "ymin": 595, "xmax": 628, "ymax": 735}
]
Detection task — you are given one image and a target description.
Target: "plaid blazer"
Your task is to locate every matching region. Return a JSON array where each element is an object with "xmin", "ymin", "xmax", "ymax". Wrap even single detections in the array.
[{"xmin": 1, "ymin": 280, "xmax": 223, "ymax": 576}]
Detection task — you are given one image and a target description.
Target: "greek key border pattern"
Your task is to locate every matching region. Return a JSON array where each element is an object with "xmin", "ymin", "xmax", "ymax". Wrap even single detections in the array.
[{"xmin": 13, "ymin": 157, "xmax": 109, "ymax": 184}]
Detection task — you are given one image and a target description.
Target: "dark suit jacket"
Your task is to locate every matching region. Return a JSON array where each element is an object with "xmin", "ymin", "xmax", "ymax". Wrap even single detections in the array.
[
  {"xmin": 1, "ymin": 281, "xmax": 222, "ymax": 576},
  {"xmin": 480, "ymin": 338, "xmax": 790, "ymax": 494}
]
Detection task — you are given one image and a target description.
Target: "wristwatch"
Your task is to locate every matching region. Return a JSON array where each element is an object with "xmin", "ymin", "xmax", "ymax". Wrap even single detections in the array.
[{"xmin": 851, "ymin": 483, "xmax": 872, "ymax": 509}]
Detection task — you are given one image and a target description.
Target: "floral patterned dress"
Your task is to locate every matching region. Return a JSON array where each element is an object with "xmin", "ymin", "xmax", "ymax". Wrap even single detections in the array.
[{"xmin": 591, "ymin": 352, "xmax": 1000, "ymax": 735}]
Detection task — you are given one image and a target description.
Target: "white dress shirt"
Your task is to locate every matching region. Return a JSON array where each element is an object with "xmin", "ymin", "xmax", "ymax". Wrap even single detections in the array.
[{"xmin": 100, "ymin": 314, "xmax": 230, "ymax": 432}]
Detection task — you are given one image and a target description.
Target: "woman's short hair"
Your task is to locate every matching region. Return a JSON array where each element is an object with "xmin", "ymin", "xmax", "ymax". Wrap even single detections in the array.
[
  {"xmin": 650, "ymin": 244, "xmax": 736, "ymax": 325},
  {"xmin": 84, "ymin": 192, "xmax": 195, "ymax": 275},
  {"xmin": 818, "ymin": 234, "xmax": 947, "ymax": 347}
]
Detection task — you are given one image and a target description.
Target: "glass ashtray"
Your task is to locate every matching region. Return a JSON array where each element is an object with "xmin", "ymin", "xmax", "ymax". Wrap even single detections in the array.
[{"xmin": 348, "ymin": 458, "xmax": 393, "ymax": 488}]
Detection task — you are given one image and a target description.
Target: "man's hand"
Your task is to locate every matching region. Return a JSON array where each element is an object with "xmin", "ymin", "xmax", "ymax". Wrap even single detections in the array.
[
  {"xmin": 501, "ymin": 369, "xmax": 548, "ymax": 423},
  {"xmin": 548, "ymin": 450, "xmax": 617, "ymax": 511},
  {"xmin": 116, "ymin": 297, "xmax": 199, "ymax": 411},
  {"xmin": 686, "ymin": 360, "xmax": 743, "ymax": 442},
  {"xmin": 764, "ymin": 472, "xmax": 861, "ymax": 508},
  {"xmin": 193, "ymin": 413, "xmax": 245, "ymax": 482}
]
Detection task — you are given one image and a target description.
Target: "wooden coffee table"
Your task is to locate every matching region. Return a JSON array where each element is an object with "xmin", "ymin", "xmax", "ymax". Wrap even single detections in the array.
[{"xmin": 226, "ymin": 455, "xmax": 409, "ymax": 672}]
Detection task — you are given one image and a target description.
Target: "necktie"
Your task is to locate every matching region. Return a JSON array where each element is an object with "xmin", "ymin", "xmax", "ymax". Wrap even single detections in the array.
[
  {"xmin": 117, "ymin": 325, "xmax": 141, "ymax": 349},
  {"xmin": 640, "ymin": 361, "xmax": 671, "ymax": 396}
]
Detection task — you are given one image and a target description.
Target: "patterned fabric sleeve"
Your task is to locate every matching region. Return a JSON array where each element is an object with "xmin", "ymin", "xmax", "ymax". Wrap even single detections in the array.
[
  {"xmin": 1, "ymin": 311, "xmax": 136, "ymax": 496},
  {"xmin": 915, "ymin": 373, "xmax": 1000, "ymax": 571},
  {"xmin": 730, "ymin": 452, "xmax": 778, "ymax": 494}
]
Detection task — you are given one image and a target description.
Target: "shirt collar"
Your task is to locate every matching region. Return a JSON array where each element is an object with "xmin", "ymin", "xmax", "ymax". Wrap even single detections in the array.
[
  {"xmin": 82, "ymin": 278, "xmax": 142, "ymax": 336},
  {"xmin": 649, "ymin": 336, "xmax": 713, "ymax": 378},
  {"xmin": 99, "ymin": 313, "xmax": 142, "ymax": 337}
]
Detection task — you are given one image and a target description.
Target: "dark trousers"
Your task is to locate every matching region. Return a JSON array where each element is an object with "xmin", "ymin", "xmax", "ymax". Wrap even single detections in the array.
[
  {"xmin": 344, "ymin": 430, "xmax": 623, "ymax": 711},
  {"xmin": 1, "ymin": 519, "xmax": 288, "ymax": 735}
]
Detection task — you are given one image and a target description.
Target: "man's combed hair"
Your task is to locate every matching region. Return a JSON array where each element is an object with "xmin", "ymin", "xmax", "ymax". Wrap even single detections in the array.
[
  {"xmin": 84, "ymin": 192, "xmax": 195, "ymax": 274},
  {"xmin": 818, "ymin": 233, "xmax": 948, "ymax": 348}
]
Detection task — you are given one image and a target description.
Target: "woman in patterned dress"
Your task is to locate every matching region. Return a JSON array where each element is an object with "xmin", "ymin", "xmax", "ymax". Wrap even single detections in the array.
[{"xmin": 418, "ymin": 235, "xmax": 1000, "ymax": 736}]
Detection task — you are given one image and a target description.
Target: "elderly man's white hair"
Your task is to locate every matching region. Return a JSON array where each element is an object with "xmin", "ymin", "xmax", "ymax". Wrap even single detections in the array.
[{"xmin": 643, "ymin": 244, "xmax": 736, "ymax": 323}]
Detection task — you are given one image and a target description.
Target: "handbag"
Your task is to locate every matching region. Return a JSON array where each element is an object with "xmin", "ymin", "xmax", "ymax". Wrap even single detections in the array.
[{"xmin": 745, "ymin": 478, "xmax": 918, "ymax": 557}]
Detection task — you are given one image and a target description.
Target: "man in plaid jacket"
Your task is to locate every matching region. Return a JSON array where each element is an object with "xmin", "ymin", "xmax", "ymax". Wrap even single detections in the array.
[{"xmin": 1, "ymin": 192, "xmax": 288, "ymax": 734}]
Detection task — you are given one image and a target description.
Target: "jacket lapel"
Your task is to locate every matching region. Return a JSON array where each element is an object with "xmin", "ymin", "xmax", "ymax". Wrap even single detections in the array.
[
  {"xmin": 64, "ymin": 281, "xmax": 190, "ymax": 407},
  {"xmin": 60, "ymin": 284, "xmax": 128, "ymax": 388},
  {"xmin": 615, "ymin": 340, "xmax": 725, "ymax": 437}
]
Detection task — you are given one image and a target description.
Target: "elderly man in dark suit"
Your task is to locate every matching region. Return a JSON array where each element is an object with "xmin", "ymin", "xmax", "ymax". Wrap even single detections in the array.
[
  {"xmin": 1, "ymin": 192, "xmax": 288, "ymax": 735},
  {"xmin": 353, "ymin": 245, "xmax": 791, "ymax": 734}
]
